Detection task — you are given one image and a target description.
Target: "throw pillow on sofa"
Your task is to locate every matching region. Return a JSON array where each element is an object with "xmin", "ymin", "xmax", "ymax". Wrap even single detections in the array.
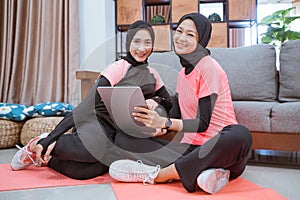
[
  {"xmin": 0, "ymin": 103, "xmax": 30, "ymax": 121},
  {"xmin": 29, "ymin": 102, "xmax": 74, "ymax": 117}
]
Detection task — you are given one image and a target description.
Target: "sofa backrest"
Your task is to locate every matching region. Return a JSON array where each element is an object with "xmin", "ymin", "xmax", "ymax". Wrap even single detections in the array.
[
  {"xmin": 210, "ymin": 44, "xmax": 278, "ymax": 101},
  {"xmin": 278, "ymin": 39, "xmax": 300, "ymax": 102},
  {"xmin": 149, "ymin": 51, "xmax": 181, "ymax": 95},
  {"xmin": 149, "ymin": 44, "xmax": 278, "ymax": 102}
]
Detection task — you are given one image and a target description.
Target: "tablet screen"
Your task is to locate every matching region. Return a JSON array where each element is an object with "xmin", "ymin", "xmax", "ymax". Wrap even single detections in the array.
[{"xmin": 97, "ymin": 86, "xmax": 156, "ymax": 136}]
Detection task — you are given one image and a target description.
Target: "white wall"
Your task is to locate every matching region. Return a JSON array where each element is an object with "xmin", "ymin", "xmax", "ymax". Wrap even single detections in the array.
[
  {"xmin": 292, "ymin": 1, "xmax": 300, "ymax": 31},
  {"xmin": 78, "ymin": 0, "xmax": 116, "ymax": 72}
]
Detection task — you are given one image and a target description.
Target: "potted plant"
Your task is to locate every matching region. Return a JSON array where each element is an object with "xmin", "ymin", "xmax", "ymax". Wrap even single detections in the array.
[
  {"xmin": 208, "ymin": 13, "xmax": 221, "ymax": 22},
  {"xmin": 150, "ymin": 14, "xmax": 166, "ymax": 24},
  {"xmin": 259, "ymin": 7, "xmax": 300, "ymax": 48}
]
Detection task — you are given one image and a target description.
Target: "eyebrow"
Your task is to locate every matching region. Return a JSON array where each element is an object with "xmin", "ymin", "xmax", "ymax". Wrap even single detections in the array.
[
  {"xmin": 132, "ymin": 37, "xmax": 152, "ymax": 41},
  {"xmin": 178, "ymin": 26, "xmax": 196, "ymax": 33},
  {"xmin": 187, "ymin": 30, "xmax": 197, "ymax": 35}
]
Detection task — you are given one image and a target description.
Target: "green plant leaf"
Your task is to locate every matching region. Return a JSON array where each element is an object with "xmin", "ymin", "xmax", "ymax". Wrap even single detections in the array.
[
  {"xmin": 208, "ymin": 13, "xmax": 221, "ymax": 22},
  {"xmin": 285, "ymin": 30, "xmax": 300, "ymax": 40},
  {"xmin": 284, "ymin": 16, "xmax": 300, "ymax": 25},
  {"xmin": 151, "ymin": 15, "xmax": 165, "ymax": 24},
  {"xmin": 259, "ymin": 15, "xmax": 277, "ymax": 25},
  {"xmin": 261, "ymin": 36, "xmax": 273, "ymax": 44},
  {"xmin": 272, "ymin": 7, "xmax": 295, "ymax": 18},
  {"xmin": 258, "ymin": 7, "xmax": 300, "ymax": 46}
]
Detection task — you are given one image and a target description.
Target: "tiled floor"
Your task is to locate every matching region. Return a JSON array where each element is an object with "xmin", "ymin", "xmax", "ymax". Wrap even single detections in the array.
[{"xmin": 0, "ymin": 148, "xmax": 299, "ymax": 200}]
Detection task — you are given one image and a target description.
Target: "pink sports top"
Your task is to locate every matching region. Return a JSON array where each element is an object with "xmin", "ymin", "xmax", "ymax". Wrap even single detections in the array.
[{"xmin": 177, "ymin": 56, "xmax": 238, "ymax": 145}]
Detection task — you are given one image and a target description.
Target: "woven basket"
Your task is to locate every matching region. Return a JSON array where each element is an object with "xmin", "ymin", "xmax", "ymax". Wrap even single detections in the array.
[
  {"xmin": 20, "ymin": 117, "xmax": 65, "ymax": 145},
  {"xmin": 0, "ymin": 119, "xmax": 24, "ymax": 149}
]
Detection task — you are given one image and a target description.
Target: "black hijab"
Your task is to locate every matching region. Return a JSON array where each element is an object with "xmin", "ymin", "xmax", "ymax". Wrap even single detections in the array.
[
  {"xmin": 175, "ymin": 13, "xmax": 212, "ymax": 74},
  {"xmin": 117, "ymin": 20, "xmax": 157, "ymax": 98},
  {"xmin": 123, "ymin": 20, "xmax": 155, "ymax": 67}
]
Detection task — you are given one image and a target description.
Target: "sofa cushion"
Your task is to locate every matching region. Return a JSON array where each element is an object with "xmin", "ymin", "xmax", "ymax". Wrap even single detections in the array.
[
  {"xmin": 271, "ymin": 102, "xmax": 300, "ymax": 133},
  {"xmin": 149, "ymin": 51, "xmax": 182, "ymax": 71},
  {"xmin": 149, "ymin": 63, "xmax": 178, "ymax": 95},
  {"xmin": 278, "ymin": 39, "xmax": 300, "ymax": 102},
  {"xmin": 149, "ymin": 52, "xmax": 181, "ymax": 95},
  {"xmin": 210, "ymin": 44, "xmax": 278, "ymax": 101},
  {"xmin": 233, "ymin": 101, "xmax": 278, "ymax": 132}
]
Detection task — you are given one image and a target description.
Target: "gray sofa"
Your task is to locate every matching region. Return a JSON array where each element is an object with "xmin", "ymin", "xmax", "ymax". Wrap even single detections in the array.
[{"xmin": 148, "ymin": 39, "xmax": 300, "ymax": 152}]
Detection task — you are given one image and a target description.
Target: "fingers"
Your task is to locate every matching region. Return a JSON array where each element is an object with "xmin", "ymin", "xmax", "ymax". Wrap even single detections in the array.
[
  {"xmin": 133, "ymin": 108, "xmax": 163, "ymax": 129},
  {"xmin": 43, "ymin": 151, "xmax": 51, "ymax": 165},
  {"xmin": 161, "ymin": 128, "xmax": 167, "ymax": 134},
  {"xmin": 44, "ymin": 141, "xmax": 56, "ymax": 165},
  {"xmin": 44, "ymin": 148, "xmax": 52, "ymax": 164},
  {"xmin": 145, "ymin": 99, "xmax": 158, "ymax": 110},
  {"xmin": 146, "ymin": 128, "xmax": 167, "ymax": 138},
  {"xmin": 133, "ymin": 114, "xmax": 150, "ymax": 124},
  {"xmin": 35, "ymin": 144, "xmax": 45, "ymax": 166},
  {"xmin": 154, "ymin": 128, "xmax": 167, "ymax": 137},
  {"xmin": 134, "ymin": 106, "xmax": 149, "ymax": 114},
  {"xmin": 35, "ymin": 142, "xmax": 56, "ymax": 166},
  {"xmin": 133, "ymin": 106, "xmax": 150, "ymax": 120}
]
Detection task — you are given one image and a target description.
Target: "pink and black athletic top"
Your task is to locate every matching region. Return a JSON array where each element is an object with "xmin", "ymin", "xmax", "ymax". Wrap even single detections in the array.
[
  {"xmin": 176, "ymin": 56, "xmax": 237, "ymax": 145},
  {"xmin": 102, "ymin": 59, "xmax": 164, "ymax": 94}
]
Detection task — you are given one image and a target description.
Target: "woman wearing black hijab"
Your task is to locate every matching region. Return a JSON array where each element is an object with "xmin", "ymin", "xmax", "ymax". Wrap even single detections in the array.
[
  {"xmin": 109, "ymin": 13, "xmax": 252, "ymax": 195},
  {"xmin": 10, "ymin": 20, "xmax": 172, "ymax": 179}
]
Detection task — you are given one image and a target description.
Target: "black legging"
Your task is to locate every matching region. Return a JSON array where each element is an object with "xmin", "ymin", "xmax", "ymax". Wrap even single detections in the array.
[
  {"xmin": 175, "ymin": 124, "xmax": 252, "ymax": 192},
  {"xmin": 115, "ymin": 124, "xmax": 252, "ymax": 193},
  {"xmin": 47, "ymin": 133, "xmax": 108, "ymax": 179}
]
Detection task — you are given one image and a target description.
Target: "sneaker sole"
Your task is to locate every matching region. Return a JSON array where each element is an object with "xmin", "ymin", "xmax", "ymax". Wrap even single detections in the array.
[{"xmin": 197, "ymin": 169, "xmax": 230, "ymax": 194}]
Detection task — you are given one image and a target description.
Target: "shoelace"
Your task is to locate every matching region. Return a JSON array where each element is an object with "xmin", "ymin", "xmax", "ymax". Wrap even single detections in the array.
[
  {"xmin": 15, "ymin": 144, "xmax": 40, "ymax": 167},
  {"xmin": 134, "ymin": 160, "xmax": 161, "ymax": 185}
]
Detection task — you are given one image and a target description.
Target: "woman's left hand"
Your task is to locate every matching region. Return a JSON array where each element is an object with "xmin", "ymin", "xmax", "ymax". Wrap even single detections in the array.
[
  {"xmin": 133, "ymin": 106, "xmax": 165, "ymax": 129},
  {"xmin": 144, "ymin": 128, "xmax": 168, "ymax": 137},
  {"xmin": 145, "ymin": 99, "xmax": 159, "ymax": 110}
]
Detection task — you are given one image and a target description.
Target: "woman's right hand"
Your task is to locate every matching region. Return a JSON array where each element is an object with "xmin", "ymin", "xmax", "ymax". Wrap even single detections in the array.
[
  {"xmin": 36, "ymin": 141, "xmax": 56, "ymax": 166},
  {"xmin": 35, "ymin": 144, "xmax": 44, "ymax": 166},
  {"xmin": 133, "ymin": 106, "xmax": 166, "ymax": 129}
]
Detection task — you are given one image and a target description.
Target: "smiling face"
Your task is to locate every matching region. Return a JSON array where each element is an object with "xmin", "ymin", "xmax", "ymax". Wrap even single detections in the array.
[
  {"xmin": 129, "ymin": 29, "xmax": 153, "ymax": 62},
  {"xmin": 173, "ymin": 19, "xmax": 199, "ymax": 55}
]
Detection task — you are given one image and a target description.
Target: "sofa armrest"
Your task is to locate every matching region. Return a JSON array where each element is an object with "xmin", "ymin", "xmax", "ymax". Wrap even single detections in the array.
[{"xmin": 76, "ymin": 70, "xmax": 100, "ymax": 100}]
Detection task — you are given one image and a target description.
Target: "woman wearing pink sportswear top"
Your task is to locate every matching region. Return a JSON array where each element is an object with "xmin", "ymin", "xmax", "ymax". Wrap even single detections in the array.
[{"xmin": 109, "ymin": 13, "xmax": 252, "ymax": 195}]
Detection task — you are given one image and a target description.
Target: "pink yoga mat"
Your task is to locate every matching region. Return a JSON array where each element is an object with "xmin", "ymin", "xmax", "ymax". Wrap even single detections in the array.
[
  {"xmin": 0, "ymin": 164, "xmax": 287, "ymax": 200},
  {"xmin": 111, "ymin": 178, "xmax": 288, "ymax": 200},
  {"xmin": 0, "ymin": 164, "xmax": 114, "ymax": 192}
]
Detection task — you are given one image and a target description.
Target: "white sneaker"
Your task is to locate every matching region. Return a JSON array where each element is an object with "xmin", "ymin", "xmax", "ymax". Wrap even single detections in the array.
[
  {"xmin": 109, "ymin": 160, "xmax": 160, "ymax": 184},
  {"xmin": 197, "ymin": 168, "xmax": 230, "ymax": 194},
  {"xmin": 10, "ymin": 132, "xmax": 49, "ymax": 170}
]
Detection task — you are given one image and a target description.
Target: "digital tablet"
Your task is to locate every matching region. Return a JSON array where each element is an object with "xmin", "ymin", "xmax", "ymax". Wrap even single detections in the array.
[{"xmin": 97, "ymin": 86, "xmax": 156, "ymax": 136}]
